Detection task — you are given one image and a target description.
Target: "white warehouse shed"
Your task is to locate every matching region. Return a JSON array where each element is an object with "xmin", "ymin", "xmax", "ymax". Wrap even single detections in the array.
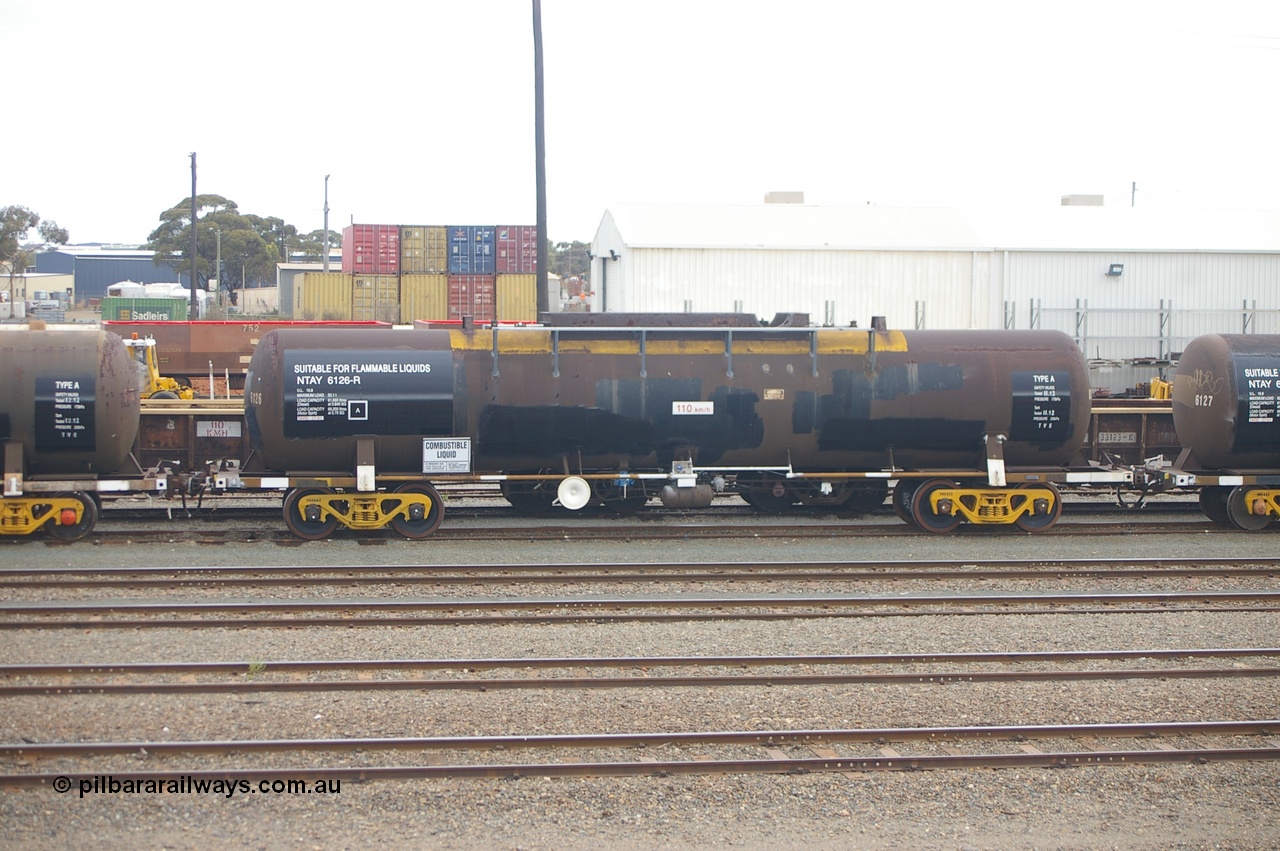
[{"xmin": 589, "ymin": 203, "xmax": 1280, "ymax": 389}]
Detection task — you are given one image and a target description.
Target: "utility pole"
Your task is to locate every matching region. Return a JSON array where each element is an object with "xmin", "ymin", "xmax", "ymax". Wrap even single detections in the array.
[
  {"xmin": 189, "ymin": 153, "xmax": 198, "ymax": 318},
  {"xmin": 1131, "ymin": 181, "xmax": 1136, "ymax": 208},
  {"xmin": 323, "ymin": 174, "xmax": 331, "ymax": 272},
  {"xmin": 214, "ymin": 225, "xmax": 222, "ymax": 310},
  {"xmin": 533, "ymin": 0, "xmax": 549, "ymax": 315}
]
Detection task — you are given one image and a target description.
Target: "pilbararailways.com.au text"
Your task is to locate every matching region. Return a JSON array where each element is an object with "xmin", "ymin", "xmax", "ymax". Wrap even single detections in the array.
[{"xmin": 59, "ymin": 775, "xmax": 341, "ymax": 798}]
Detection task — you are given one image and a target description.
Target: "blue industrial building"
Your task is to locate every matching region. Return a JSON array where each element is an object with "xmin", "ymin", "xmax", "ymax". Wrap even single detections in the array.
[{"xmin": 35, "ymin": 245, "xmax": 187, "ymax": 303}]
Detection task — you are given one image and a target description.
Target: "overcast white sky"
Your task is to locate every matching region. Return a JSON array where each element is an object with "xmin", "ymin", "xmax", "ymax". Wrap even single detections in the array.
[{"xmin": 4, "ymin": 0, "xmax": 1277, "ymax": 246}]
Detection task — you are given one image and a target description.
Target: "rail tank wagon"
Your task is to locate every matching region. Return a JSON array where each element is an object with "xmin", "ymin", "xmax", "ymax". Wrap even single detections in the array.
[
  {"xmin": 0, "ymin": 329, "xmax": 140, "ymax": 474},
  {"xmin": 1171, "ymin": 333, "xmax": 1280, "ymax": 529},
  {"xmin": 247, "ymin": 325, "xmax": 1092, "ymax": 535},
  {"xmin": 0, "ymin": 329, "xmax": 141, "ymax": 540},
  {"xmin": 245, "ymin": 328, "xmax": 455, "ymax": 539}
]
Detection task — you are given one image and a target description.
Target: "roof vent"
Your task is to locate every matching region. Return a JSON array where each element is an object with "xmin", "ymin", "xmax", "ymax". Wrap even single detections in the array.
[
  {"xmin": 1061, "ymin": 195, "xmax": 1104, "ymax": 206},
  {"xmin": 764, "ymin": 191, "xmax": 804, "ymax": 204}
]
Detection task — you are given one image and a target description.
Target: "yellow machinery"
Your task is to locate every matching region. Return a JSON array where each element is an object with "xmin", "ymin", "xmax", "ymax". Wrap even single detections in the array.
[{"xmin": 122, "ymin": 333, "xmax": 195, "ymax": 400}]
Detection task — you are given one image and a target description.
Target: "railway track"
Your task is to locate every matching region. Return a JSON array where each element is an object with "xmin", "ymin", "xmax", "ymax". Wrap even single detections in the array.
[
  {"xmin": 4, "ymin": 721, "xmax": 1278, "ymax": 786},
  {"xmin": 4, "ymin": 533, "xmax": 1277, "ymax": 832},
  {"xmin": 1, "ymin": 556, "xmax": 1277, "ymax": 590},
  {"xmin": 3, "ymin": 647, "xmax": 1278, "ymax": 696},
  {"xmin": 2, "ymin": 517, "xmax": 1265, "ymax": 546},
  {"xmin": 3, "ymin": 590, "xmax": 1280, "ymax": 629}
]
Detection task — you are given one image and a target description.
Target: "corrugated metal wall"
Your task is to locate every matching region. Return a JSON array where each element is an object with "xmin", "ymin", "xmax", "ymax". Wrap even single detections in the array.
[
  {"xmin": 1004, "ymin": 250, "xmax": 1280, "ymax": 355},
  {"xmin": 621, "ymin": 248, "xmax": 983, "ymax": 329},
  {"xmin": 35, "ymin": 255, "xmax": 186, "ymax": 302}
]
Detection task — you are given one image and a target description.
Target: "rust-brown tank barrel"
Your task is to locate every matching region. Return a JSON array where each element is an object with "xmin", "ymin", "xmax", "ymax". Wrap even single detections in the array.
[
  {"xmin": 0, "ymin": 329, "xmax": 140, "ymax": 474},
  {"xmin": 1172, "ymin": 333, "xmax": 1280, "ymax": 469},
  {"xmin": 246, "ymin": 326, "xmax": 1089, "ymax": 474}
]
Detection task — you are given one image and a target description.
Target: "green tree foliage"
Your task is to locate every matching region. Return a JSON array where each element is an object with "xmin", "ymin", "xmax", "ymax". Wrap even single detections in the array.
[
  {"xmin": 2, "ymin": 205, "xmax": 68, "ymax": 303},
  {"xmin": 296, "ymin": 229, "xmax": 342, "ymax": 262},
  {"xmin": 549, "ymin": 240, "xmax": 590, "ymax": 279},
  {"xmin": 2, "ymin": 205, "xmax": 68, "ymax": 267},
  {"xmin": 145, "ymin": 195, "xmax": 284, "ymax": 294}
]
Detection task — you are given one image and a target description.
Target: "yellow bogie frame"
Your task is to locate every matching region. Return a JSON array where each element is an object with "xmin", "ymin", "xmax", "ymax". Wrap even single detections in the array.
[
  {"xmin": 0, "ymin": 493, "xmax": 97, "ymax": 540},
  {"xmin": 914, "ymin": 481, "xmax": 1062, "ymax": 533},
  {"xmin": 1227, "ymin": 487, "xmax": 1279, "ymax": 530},
  {"xmin": 282, "ymin": 484, "xmax": 444, "ymax": 541}
]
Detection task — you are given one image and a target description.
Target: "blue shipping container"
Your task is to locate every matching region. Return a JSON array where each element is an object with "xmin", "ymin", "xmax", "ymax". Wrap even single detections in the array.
[{"xmin": 447, "ymin": 225, "xmax": 496, "ymax": 275}]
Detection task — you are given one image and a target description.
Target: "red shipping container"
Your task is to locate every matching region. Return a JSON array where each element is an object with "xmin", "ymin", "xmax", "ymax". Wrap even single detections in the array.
[
  {"xmin": 448, "ymin": 275, "xmax": 495, "ymax": 323},
  {"xmin": 496, "ymin": 225, "xmax": 538, "ymax": 274},
  {"xmin": 342, "ymin": 224, "xmax": 400, "ymax": 274}
]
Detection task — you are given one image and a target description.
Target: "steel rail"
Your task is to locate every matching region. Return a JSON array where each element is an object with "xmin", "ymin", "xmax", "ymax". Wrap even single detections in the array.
[
  {"xmin": 2, "ymin": 560, "xmax": 1277, "ymax": 590},
  {"xmin": 5, "ymin": 720, "xmax": 1277, "ymax": 760},
  {"xmin": 5, "ymin": 554, "xmax": 1278, "ymax": 579},
  {"xmin": 6, "ymin": 647, "xmax": 1276, "ymax": 678},
  {"xmin": 4, "ymin": 666, "xmax": 1279, "ymax": 697},
  {"xmin": 4, "ymin": 590, "xmax": 1280, "ymax": 616},
  {"xmin": 4, "ymin": 747, "xmax": 1279, "ymax": 787},
  {"xmin": 4, "ymin": 604, "xmax": 1280, "ymax": 630},
  {"xmin": 9, "ymin": 519, "xmax": 1263, "ymax": 547}
]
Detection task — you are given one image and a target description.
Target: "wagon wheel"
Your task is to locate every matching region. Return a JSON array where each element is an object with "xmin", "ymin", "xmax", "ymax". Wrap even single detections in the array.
[
  {"xmin": 387, "ymin": 483, "xmax": 444, "ymax": 540},
  {"xmin": 742, "ymin": 477, "xmax": 795, "ymax": 514},
  {"xmin": 839, "ymin": 481, "xmax": 889, "ymax": 516},
  {"xmin": 500, "ymin": 479, "xmax": 558, "ymax": 516},
  {"xmin": 44, "ymin": 492, "xmax": 99, "ymax": 542},
  {"xmin": 1225, "ymin": 486, "xmax": 1272, "ymax": 531},
  {"xmin": 1198, "ymin": 486, "xmax": 1232, "ymax": 525},
  {"xmin": 910, "ymin": 479, "xmax": 962, "ymax": 534},
  {"xmin": 282, "ymin": 487, "xmax": 339, "ymax": 541},
  {"xmin": 600, "ymin": 489, "xmax": 650, "ymax": 515},
  {"xmin": 1013, "ymin": 482, "xmax": 1063, "ymax": 532},
  {"xmin": 892, "ymin": 482, "xmax": 920, "ymax": 526}
]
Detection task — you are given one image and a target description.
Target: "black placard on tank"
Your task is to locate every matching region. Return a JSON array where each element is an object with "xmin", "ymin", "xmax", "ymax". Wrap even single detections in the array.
[
  {"xmin": 1233, "ymin": 354, "xmax": 1280, "ymax": 449},
  {"xmin": 283, "ymin": 350, "xmax": 453, "ymax": 438},
  {"xmin": 35, "ymin": 376, "xmax": 96, "ymax": 452},
  {"xmin": 1010, "ymin": 371, "xmax": 1070, "ymax": 442}
]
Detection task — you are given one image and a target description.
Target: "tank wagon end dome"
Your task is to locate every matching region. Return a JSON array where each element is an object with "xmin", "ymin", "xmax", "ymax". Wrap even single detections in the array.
[{"xmin": 1172, "ymin": 333, "xmax": 1280, "ymax": 469}]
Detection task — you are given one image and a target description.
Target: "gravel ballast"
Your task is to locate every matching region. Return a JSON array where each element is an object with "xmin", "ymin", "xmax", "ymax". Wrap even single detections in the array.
[{"xmin": 2, "ymin": 529, "xmax": 1278, "ymax": 849}]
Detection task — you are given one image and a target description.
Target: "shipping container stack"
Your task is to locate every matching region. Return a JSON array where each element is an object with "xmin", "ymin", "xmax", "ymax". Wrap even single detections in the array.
[{"xmin": 295, "ymin": 223, "xmax": 538, "ymax": 324}]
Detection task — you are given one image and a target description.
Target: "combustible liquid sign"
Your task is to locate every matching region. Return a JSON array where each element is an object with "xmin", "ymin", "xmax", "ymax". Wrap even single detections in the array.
[{"xmin": 422, "ymin": 438, "xmax": 472, "ymax": 473}]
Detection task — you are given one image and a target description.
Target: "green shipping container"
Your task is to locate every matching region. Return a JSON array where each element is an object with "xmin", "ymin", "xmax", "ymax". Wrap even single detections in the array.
[{"xmin": 99, "ymin": 297, "xmax": 189, "ymax": 321}]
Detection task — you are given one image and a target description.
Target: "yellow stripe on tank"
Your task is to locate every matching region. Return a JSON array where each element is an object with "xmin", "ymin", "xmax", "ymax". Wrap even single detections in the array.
[{"xmin": 449, "ymin": 328, "xmax": 911, "ymax": 357}]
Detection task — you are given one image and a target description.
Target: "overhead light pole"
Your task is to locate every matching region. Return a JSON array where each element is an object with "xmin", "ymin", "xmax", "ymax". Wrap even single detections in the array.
[
  {"xmin": 213, "ymin": 225, "xmax": 222, "ymax": 310},
  {"xmin": 323, "ymin": 175, "xmax": 331, "ymax": 272},
  {"xmin": 533, "ymin": 0, "xmax": 548, "ymax": 315},
  {"xmin": 189, "ymin": 153, "xmax": 198, "ymax": 318}
]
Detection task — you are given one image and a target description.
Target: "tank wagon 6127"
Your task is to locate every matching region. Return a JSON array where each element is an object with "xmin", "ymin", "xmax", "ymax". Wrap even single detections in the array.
[
  {"xmin": 243, "ymin": 323, "xmax": 1132, "ymax": 539},
  {"xmin": 1141, "ymin": 333, "xmax": 1280, "ymax": 530}
]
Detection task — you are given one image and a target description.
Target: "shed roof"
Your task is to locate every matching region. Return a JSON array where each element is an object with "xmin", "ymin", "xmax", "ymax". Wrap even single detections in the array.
[{"xmin": 600, "ymin": 204, "xmax": 1280, "ymax": 253}]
